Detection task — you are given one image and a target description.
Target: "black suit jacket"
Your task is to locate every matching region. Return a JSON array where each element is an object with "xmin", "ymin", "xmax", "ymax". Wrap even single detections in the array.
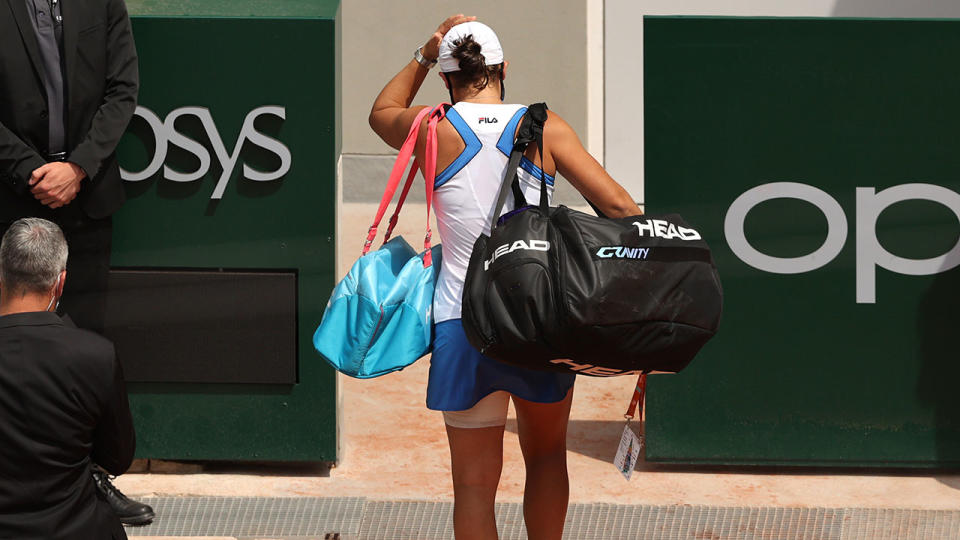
[
  {"xmin": 0, "ymin": 0, "xmax": 138, "ymax": 221},
  {"xmin": 0, "ymin": 312, "xmax": 134, "ymax": 540}
]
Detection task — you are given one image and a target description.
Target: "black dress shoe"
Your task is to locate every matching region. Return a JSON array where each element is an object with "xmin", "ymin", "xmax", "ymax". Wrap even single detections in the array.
[{"xmin": 92, "ymin": 468, "xmax": 156, "ymax": 526}]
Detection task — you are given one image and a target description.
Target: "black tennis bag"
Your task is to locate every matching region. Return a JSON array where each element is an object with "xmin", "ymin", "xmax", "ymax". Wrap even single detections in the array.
[{"xmin": 461, "ymin": 104, "xmax": 722, "ymax": 376}]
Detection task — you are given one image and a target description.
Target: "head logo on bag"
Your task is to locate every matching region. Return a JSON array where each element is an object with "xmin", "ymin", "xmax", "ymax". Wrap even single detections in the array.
[
  {"xmin": 484, "ymin": 239, "xmax": 550, "ymax": 270},
  {"xmin": 550, "ymin": 359, "xmax": 644, "ymax": 376},
  {"xmin": 633, "ymin": 219, "xmax": 702, "ymax": 241}
]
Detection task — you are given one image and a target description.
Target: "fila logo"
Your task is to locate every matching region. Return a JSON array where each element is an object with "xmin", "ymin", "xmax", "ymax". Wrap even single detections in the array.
[
  {"xmin": 596, "ymin": 246, "xmax": 650, "ymax": 259},
  {"xmin": 633, "ymin": 219, "xmax": 702, "ymax": 241},
  {"xmin": 478, "ymin": 117, "xmax": 499, "ymax": 124},
  {"xmin": 484, "ymin": 239, "xmax": 550, "ymax": 270}
]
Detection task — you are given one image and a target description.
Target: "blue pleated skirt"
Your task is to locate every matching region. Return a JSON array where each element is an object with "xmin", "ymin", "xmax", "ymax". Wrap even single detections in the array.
[{"xmin": 426, "ymin": 319, "xmax": 576, "ymax": 411}]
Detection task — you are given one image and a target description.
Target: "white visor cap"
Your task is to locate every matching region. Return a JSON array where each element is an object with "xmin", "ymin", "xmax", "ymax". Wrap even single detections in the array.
[{"xmin": 438, "ymin": 21, "xmax": 504, "ymax": 73}]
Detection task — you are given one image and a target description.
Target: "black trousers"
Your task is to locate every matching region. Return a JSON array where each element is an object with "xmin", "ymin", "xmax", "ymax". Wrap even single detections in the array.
[{"xmin": 0, "ymin": 214, "xmax": 112, "ymax": 334}]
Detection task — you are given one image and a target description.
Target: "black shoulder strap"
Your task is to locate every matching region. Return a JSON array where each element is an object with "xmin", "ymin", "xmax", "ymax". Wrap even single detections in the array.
[
  {"xmin": 492, "ymin": 103, "xmax": 608, "ymax": 225},
  {"xmin": 516, "ymin": 103, "xmax": 610, "ymax": 219},
  {"xmin": 509, "ymin": 104, "xmax": 547, "ymax": 209},
  {"xmin": 490, "ymin": 103, "xmax": 548, "ymax": 229},
  {"xmin": 526, "ymin": 103, "xmax": 550, "ymax": 211},
  {"xmin": 491, "ymin": 103, "xmax": 548, "ymax": 229},
  {"xmin": 510, "ymin": 172, "xmax": 527, "ymax": 209}
]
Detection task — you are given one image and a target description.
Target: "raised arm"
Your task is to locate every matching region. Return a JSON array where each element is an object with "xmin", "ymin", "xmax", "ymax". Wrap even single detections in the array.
[
  {"xmin": 368, "ymin": 14, "xmax": 475, "ymax": 149},
  {"xmin": 544, "ymin": 111, "xmax": 642, "ymax": 218}
]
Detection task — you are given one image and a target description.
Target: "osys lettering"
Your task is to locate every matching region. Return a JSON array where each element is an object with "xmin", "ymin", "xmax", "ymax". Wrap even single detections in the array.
[{"xmin": 120, "ymin": 105, "xmax": 292, "ymax": 200}]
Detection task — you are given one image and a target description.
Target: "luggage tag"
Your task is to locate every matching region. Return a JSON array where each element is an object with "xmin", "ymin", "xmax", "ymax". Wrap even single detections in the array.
[{"xmin": 614, "ymin": 372, "xmax": 648, "ymax": 481}]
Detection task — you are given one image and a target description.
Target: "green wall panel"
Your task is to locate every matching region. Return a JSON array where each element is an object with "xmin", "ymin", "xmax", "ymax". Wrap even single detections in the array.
[
  {"xmin": 126, "ymin": 0, "xmax": 339, "ymax": 18},
  {"xmin": 644, "ymin": 17, "xmax": 960, "ymax": 467},
  {"xmin": 114, "ymin": 9, "xmax": 339, "ymax": 461}
]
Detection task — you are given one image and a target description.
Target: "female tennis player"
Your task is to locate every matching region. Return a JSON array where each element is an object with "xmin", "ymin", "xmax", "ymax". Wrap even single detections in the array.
[{"xmin": 369, "ymin": 15, "xmax": 642, "ymax": 540}]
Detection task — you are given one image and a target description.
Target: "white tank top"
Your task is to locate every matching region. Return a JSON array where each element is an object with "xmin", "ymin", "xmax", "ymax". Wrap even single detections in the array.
[{"xmin": 432, "ymin": 101, "xmax": 555, "ymax": 322}]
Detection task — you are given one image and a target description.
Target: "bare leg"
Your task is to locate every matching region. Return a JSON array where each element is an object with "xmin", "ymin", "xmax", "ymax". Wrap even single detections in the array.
[
  {"xmin": 513, "ymin": 388, "xmax": 574, "ymax": 540},
  {"xmin": 445, "ymin": 424, "xmax": 505, "ymax": 540}
]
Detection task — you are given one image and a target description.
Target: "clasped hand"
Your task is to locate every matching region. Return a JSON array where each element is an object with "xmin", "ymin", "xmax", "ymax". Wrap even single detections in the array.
[{"xmin": 29, "ymin": 162, "xmax": 86, "ymax": 209}]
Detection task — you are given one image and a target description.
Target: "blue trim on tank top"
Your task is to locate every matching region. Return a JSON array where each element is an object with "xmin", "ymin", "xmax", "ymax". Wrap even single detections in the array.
[
  {"xmin": 519, "ymin": 156, "xmax": 555, "ymax": 186},
  {"xmin": 434, "ymin": 107, "xmax": 481, "ymax": 188},
  {"xmin": 496, "ymin": 107, "xmax": 528, "ymax": 156}
]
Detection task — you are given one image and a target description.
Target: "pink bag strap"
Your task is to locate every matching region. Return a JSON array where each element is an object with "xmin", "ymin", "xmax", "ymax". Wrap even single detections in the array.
[
  {"xmin": 363, "ymin": 106, "xmax": 432, "ymax": 256},
  {"xmin": 421, "ymin": 105, "xmax": 447, "ymax": 267},
  {"xmin": 382, "ymin": 159, "xmax": 419, "ymax": 245},
  {"xmin": 363, "ymin": 104, "xmax": 448, "ymax": 269}
]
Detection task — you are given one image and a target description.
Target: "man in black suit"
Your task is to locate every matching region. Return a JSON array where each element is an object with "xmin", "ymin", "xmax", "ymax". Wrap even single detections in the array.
[
  {"xmin": 0, "ymin": 0, "xmax": 154, "ymax": 524},
  {"xmin": 0, "ymin": 218, "xmax": 135, "ymax": 539},
  {"xmin": 1, "ymin": 0, "xmax": 136, "ymax": 330}
]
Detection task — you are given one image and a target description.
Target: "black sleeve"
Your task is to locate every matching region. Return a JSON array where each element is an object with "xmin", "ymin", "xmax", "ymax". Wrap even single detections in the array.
[
  {"xmin": 91, "ymin": 350, "xmax": 136, "ymax": 475},
  {"xmin": 67, "ymin": 0, "xmax": 139, "ymax": 179},
  {"xmin": 0, "ymin": 120, "xmax": 46, "ymax": 195}
]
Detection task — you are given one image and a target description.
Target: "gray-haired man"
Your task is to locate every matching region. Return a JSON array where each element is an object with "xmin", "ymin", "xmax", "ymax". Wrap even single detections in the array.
[
  {"xmin": 0, "ymin": 217, "xmax": 141, "ymax": 539},
  {"xmin": 1, "ymin": 0, "xmax": 155, "ymax": 524}
]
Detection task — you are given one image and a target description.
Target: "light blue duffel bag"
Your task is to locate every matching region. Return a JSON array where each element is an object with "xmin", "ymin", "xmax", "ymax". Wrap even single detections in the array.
[
  {"xmin": 314, "ymin": 237, "xmax": 441, "ymax": 378},
  {"xmin": 313, "ymin": 105, "xmax": 446, "ymax": 378}
]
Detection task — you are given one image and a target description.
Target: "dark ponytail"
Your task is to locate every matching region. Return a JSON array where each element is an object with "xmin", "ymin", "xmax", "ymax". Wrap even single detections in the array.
[{"xmin": 447, "ymin": 34, "xmax": 504, "ymax": 94}]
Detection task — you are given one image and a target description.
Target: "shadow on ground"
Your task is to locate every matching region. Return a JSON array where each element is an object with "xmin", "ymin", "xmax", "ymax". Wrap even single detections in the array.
[
  {"xmin": 506, "ymin": 419, "xmax": 960, "ymax": 482},
  {"xmin": 142, "ymin": 460, "xmax": 333, "ymax": 477}
]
